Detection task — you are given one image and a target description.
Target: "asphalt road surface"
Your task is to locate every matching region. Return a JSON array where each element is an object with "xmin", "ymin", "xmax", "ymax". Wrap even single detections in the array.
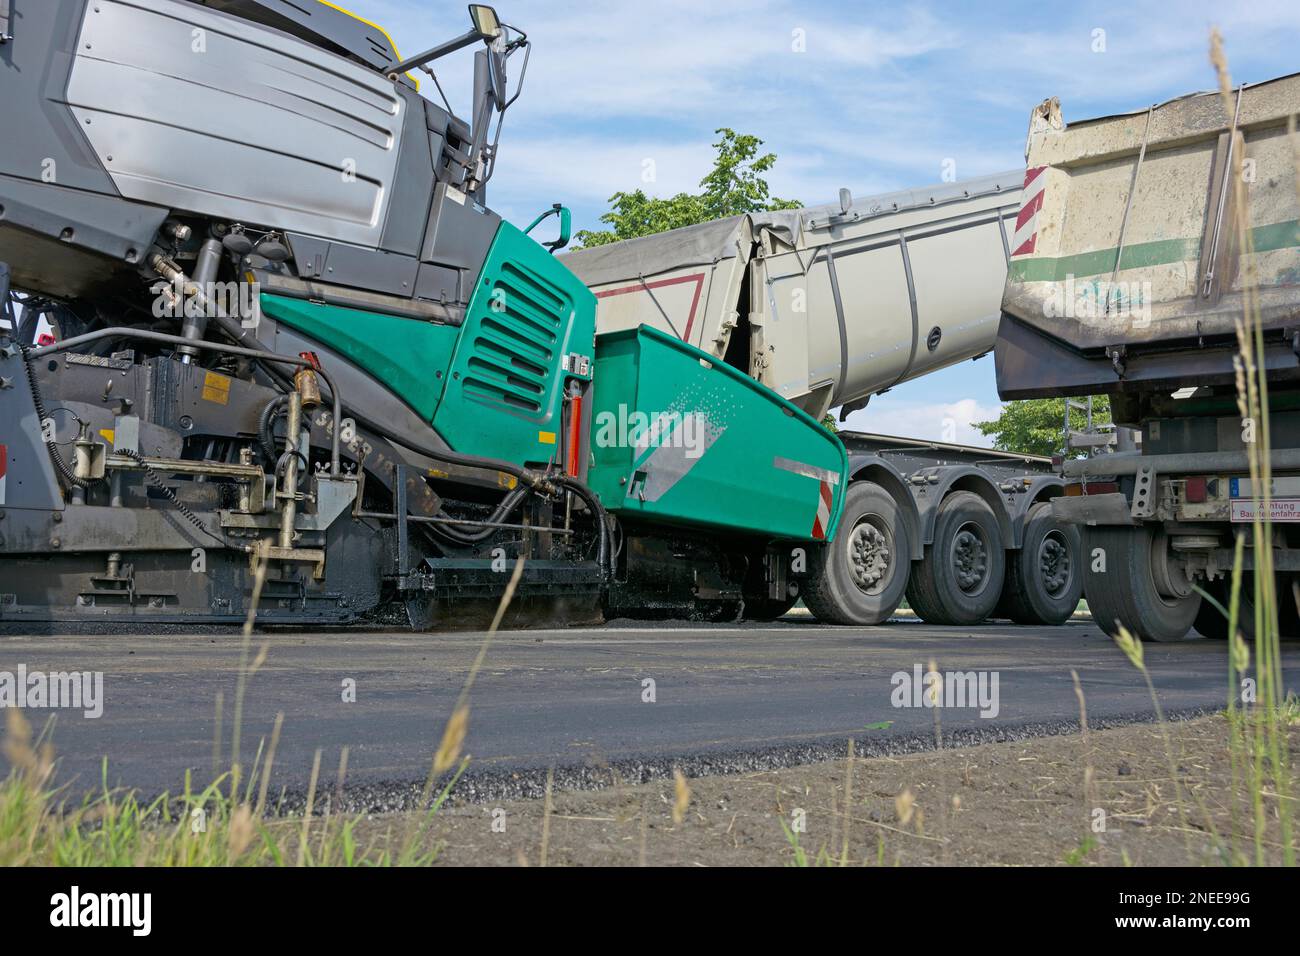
[{"xmin": 1, "ymin": 618, "xmax": 1296, "ymax": 808}]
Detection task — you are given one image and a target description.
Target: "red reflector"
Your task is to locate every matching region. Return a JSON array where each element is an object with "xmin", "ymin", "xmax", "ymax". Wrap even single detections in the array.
[
  {"xmin": 1081, "ymin": 481, "xmax": 1118, "ymax": 495},
  {"xmin": 1185, "ymin": 476, "xmax": 1207, "ymax": 503},
  {"xmin": 566, "ymin": 393, "xmax": 583, "ymax": 477}
]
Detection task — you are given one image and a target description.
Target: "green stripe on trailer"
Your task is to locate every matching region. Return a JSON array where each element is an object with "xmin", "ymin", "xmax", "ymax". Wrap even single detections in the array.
[
  {"xmin": 587, "ymin": 325, "xmax": 848, "ymax": 541},
  {"xmin": 1008, "ymin": 218, "xmax": 1300, "ymax": 283}
]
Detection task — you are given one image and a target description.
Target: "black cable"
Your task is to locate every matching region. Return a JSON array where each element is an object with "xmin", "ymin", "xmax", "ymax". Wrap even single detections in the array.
[{"xmin": 19, "ymin": 343, "xmax": 91, "ymax": 490}]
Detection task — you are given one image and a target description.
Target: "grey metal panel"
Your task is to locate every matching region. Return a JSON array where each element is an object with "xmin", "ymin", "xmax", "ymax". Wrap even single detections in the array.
[
  {"xmin": 421, "ymin": 182, "xmax": 500, "ymax": 268},
  {"xmin": 0, "ymin": 172, "xmax": 169, "ymax": 298},
  {"xmin": 68, "ymin": 0, "xmax": 406, "ymax": 247},
  {"xmin": 379, "ymin": 87, "xmax": 436, "ymax": 256},
  {"xmin": 0, "ymin": 0, "xmax": 115, "ymax": 195},
  {"xmin": 416, "ymin": 182, "xmax": 500, "ymax": 307},
  {"xmin": 287, "ymin": 234, "xmax": 420, "ymax": 297},
  {"xmin": 194, "ymin": 0, "xmax": 418, "ymax": 88},
  {"xmin": 0, "ymin": 345, "xmax": 63, "ymax": 512},
  {"xmin": 414, "ymin": 262, "xmax": 462, "ymax": 306}
]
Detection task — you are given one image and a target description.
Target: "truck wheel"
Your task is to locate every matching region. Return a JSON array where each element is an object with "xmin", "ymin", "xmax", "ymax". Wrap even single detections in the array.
[
  {"xmin": 803, "ymin": 482, "xmax": 909, "ymax": 626},
  {"xmin": 999, "ymin": 502, "xmax": 1083, "ymax": 625},
  {"xmin": 1281, "ymin": 575, "xmax": 1300, "ymax": 639},
  {"xmin": 906, "ymin": 491, "xmax": 1006, "ymax": 625},
  {"xmin": 1082, "ymin": 526, "xmax": 1199, "ymax": 642},
  {"xmin": 1194, "ymin": 574, "xmax": 1293, "ymax": 641},
  {"xmin": 1193, "ymin": 578, "xmax": 1254, "ymax": 640}
]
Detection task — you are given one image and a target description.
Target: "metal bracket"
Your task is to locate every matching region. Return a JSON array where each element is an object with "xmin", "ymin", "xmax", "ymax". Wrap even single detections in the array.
[
  {"xmin": 1107, "ymin": 345, "xmax": 1127, "ymax": 377},
  {"xmin": 1130, "ymin": 464, "xmax": 1157, "ymax": 519},
  {"xmin": 1200, "ymin": 84, "xmax": 1246, "ymax": 301},
  {"xmin": 250, "ymin": 541, "xmax": 326, "ymax": 581},
  {"xmin": 395, "ymin": 463, "xmax": 411, "ymax": 588}
]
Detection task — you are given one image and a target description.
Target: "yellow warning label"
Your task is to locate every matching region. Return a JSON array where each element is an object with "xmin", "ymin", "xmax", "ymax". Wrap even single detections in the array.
[
  {"xmin": 201, "ymin": 371, "xmax": 231, "ymax": 405},
  {"xmin": 98, "ymin": 429, "xmax": 115, "ymax": 444},
  {"xmin": 538, "ymin": 431, "xmax": 556, "ymax": 445}
]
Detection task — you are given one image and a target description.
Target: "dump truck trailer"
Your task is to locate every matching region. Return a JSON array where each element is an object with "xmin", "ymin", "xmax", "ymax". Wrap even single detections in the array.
[
  {"xmin": 563, "ymin": 178, "xmax": 1083, "ymax": 626},
  {"xmin": 995, "ymin": 71, "xmax": 1300, "ymax": 641}
]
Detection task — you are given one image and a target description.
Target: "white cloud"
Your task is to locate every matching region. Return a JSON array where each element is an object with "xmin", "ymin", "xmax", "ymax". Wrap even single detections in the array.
[
  {"xmin": 839, "ymin": 397, "xmax": 1003, "ymax": 447},
  {"xmin": 491, "ymin": 137, "xmax": 718, "ymax": 207}
]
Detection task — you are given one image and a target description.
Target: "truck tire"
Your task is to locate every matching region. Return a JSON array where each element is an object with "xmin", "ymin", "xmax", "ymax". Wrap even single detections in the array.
[
  {"xmin": 906, "ymin": 491, "xmax": 1005, "ymax": 625},
  {"xmin": 803, "ymin": 482, "xmax": 909, "ymax": 626},
  {"xmin": 998, "ymin": 502, "xmax": 1083, "ymax": 625},
  {"xmin": 1082, "ymin": 526, "xmax": 1199, "ymax": 642},
  {"xmin": 1194, "ymin": 579, "xmax": 1253, "ymax": 640},
  {"xmin": 1193, "ymin": 574, "xmax": 1292, "ymax": 641}
]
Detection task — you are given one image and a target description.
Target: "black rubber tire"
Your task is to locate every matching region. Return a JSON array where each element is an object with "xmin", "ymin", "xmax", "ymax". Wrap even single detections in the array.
[
  {"xmin": 998, "ymin": 502, "xmax": 1083, "ymax": 625},
  {"xmin": 1195, "ymin": 578, "xmax": 1243, "ymax": 640},
  {"xmin": 1193, "ymin": 573, "xmax": 1295, "ymax": 641},
  {"xmin": 803, "ymin": 482, "xmax": 910, "ymax": 626},
  {"xmin": 905, "ymin": 491, "xmax": 1006, "ymax": 626},
  {"xmin": 1082, "ymin": 526, "xmax": 1199, "ymax": 642},
  {"xmin": 1281, "ymin": 574, "xmax": 1300, "ymax": 639}
]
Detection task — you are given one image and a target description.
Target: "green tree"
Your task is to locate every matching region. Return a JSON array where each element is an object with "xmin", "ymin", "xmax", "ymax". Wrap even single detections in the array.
[
  {"xmin": 974, "ymin": 397, "xmax": 1111, "ymax": 457},
  {"xmin": 574, "ymin": 128, "xmax": 800, "ymax": 248}
]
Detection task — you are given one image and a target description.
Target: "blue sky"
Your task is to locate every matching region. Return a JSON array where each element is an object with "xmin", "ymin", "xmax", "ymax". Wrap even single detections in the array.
[{"xmin": 347, "ymin": 0, "xmax": 1299, "ymax": 441}]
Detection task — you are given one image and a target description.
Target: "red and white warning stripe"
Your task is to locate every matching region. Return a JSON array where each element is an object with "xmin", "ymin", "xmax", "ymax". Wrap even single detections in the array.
[
  {"xmin": 810, "ymin": 479, "xmax": 833, "ymax": 540},
  {"xmin": 0, "ymin": 444, "xmax": 7, "ymax": 506},
  {"xmin": 1011, "ymin": 166, "xmax": 1047, "ymax": 257}
]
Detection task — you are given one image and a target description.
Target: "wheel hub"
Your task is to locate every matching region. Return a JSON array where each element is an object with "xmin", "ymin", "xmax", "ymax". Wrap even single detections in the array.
[
  {"xmin": 1038, "ymin": 531, "xmax": 1071, "ymax": 597},
  {"xmin": 951, "ymin": 523, "xmax": 988, "ymax": 593},
  {"xmin": 849, "ymin": 520, "xmax": 891, "ymax": 593}
]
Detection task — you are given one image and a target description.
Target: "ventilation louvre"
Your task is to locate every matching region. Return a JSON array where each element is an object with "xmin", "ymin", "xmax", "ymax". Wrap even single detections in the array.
[{"xmin": 462, "ymin": 262, "xmax": 566, "ymax": 415}]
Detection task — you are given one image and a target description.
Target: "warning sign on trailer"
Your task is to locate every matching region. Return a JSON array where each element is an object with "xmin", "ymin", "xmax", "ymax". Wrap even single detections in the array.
[{"xmin": 1230, "ymin": 498, "xmax": 1300, "ymax": 522}]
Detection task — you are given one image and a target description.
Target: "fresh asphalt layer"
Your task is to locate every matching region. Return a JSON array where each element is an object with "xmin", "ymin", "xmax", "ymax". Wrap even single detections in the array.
[{"xmin": 1, "ymin": 618, "xmax": 1295, "ymax": 809}]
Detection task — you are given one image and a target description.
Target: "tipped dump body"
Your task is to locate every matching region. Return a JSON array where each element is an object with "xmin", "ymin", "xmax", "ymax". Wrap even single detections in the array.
[
  {"xmin": 563, "ymin": 172, "xmax": 1024, "ymax": 419},
  {"xmin": 996, "ymin": 72, "xmax": 1300, "ymax": 399}
]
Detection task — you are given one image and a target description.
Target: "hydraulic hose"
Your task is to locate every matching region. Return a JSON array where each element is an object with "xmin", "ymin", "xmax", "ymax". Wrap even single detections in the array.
[
  {"xmin": 258, "ymin": 394, "xmax": 290, "ymax": 465},
  {"xmin": 206, "ymin": 312, "xmax": 611, "ymax": 576},
  {"xmin": 426, "ymin": 485, "xmax": 531, "ymax": 545},
  {"xmin": 557, "ymin": 475, "xmax": 611, "ymax": 578},
  {"xmin": 18, "ymin": 343, "xmax": 91, "ymax": 490}
]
